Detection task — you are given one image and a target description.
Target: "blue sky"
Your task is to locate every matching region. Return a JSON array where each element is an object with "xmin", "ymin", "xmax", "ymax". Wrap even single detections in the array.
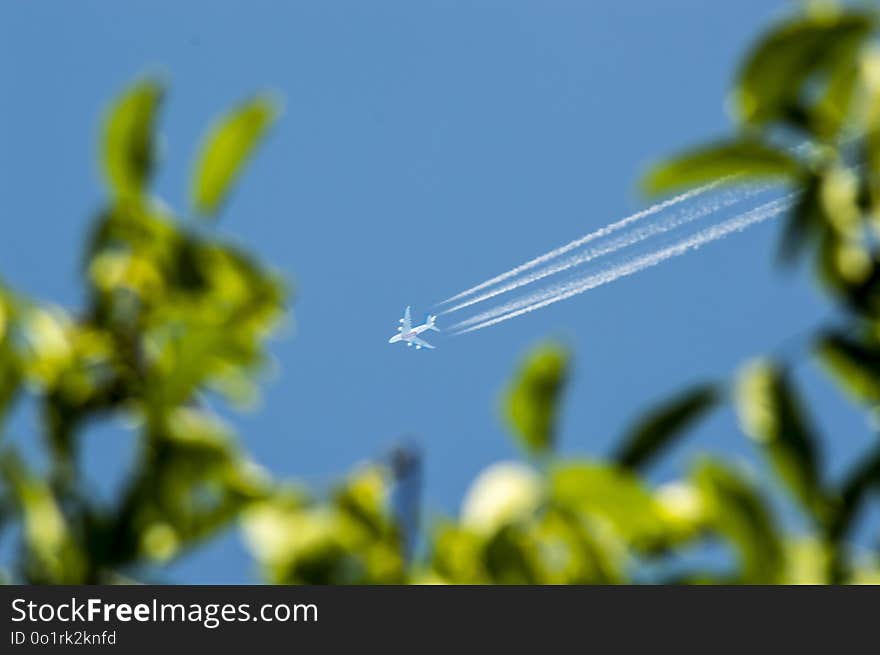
[{"xmin": 1, "ymin": 1, "xmax": 875, "ymax": 582}]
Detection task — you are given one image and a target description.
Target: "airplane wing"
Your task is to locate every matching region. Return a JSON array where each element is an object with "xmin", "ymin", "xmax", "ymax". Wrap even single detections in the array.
[
  {"xmin": 401, "ymin": 306, "xmax": 412, "ymax": 332},
  {"xmin": 410, "ymin": 335, "xmax": 435, "ymax": 350}
]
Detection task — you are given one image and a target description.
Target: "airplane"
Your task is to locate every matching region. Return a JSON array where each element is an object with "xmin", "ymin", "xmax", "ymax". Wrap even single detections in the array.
[{"xmin": 388, "ymin": 306, "xmax": 440, "ymax": 350}]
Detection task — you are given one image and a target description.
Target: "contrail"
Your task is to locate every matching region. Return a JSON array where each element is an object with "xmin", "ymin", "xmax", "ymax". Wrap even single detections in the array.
[
  {"xmin": 435, "ymin": 179, "xmax": 727, "ymax": 308},
  {"xmin": 449, "ymin": 193, "xmax": 796, "ymax": 335},
  {"xmin": 439, "ymin": 183, "xmax": 768, "ymax": 316}
]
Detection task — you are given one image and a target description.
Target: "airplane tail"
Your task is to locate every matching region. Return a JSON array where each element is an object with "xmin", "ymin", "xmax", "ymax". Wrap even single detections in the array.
[{"xmin": 426, "ymin": 314, "xmax": 440, "ymax": 332}]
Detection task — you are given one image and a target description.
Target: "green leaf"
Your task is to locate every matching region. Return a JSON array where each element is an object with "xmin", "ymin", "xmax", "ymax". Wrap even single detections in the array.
[
  {"xmin": 828, "ymin": 443, "xmax": 880, "ymax": 541},
  {"xmin": 816, "ymin": 331, "xmax": 880, "ymax": 403},
  {"xmin": 694, "ymin": 460, "xmax": 785, "ymax": 583},
  {"xmin": 0, "ymin": 449, "xmax": 87, "ymax": 583},
  {"xmin": 735, "ymin": 12, "xmax": 874, "ymax": 128},
  {"xmin": 614, "ymin": 383, "xmax": 720, "ymax": 471},
  {"xmin": 550, "ymin": 461, "xmax": 667, "ymax": 546},
  {"xmin": 811, "ymin": 56, "xmax": 859, "ymax": 141},
  {"xmin": 0, "ymin": 289, "xmax": 21, "ymax": 422},
  {"xmin": 191, "ymin": 95, "xmax": 280, "ymax": 217},
  {"xmin": 735, "ymin": 360, "xmax": 828, "ymax": 522},
  {"xmin": 642, "ymin": 140, "xmax": 802, "ymax": 196},
  {"xmin": 503, "ymin": 342, "xmax": 569, "ymax": 456},
  {"xmin": 778, "ymin": 171, "xmax": 824, "ymax": 264},
  {"xmin": 483, "ymin": 525, "xmax": 538, "ymax": 584},
  {"xmin": 102, "ymin": 79, "xmax": 164, "ymax": 202}
]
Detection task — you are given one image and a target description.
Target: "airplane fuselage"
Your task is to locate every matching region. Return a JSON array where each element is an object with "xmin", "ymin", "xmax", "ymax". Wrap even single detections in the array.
[{"xmin": 388, "ymin": 324, "xmax": 430, "ymax": 344}]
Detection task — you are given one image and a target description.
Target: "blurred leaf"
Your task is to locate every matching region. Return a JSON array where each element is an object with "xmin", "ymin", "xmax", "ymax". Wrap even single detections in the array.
[
  {"xmin": 191, "ymin": 96, "xmax": 279, "ymax": 217},
  {"xmin": 782, "ymin": 163, "xmax": 863, "ymax": 276},
  {"xmin": 816, "ymin": 330, "xmax": 880, "ymax": 403},
  {"xmin": 811, "ymin": 56, "xmax": 859, "ymax": 140},
  {"xmin": 0, "ymin": 449, "xmax": 86, "ymax": 583},
  {"xmin": 781, "ymin": 537, "xmax": 835, "ymax": 584},
  {"xmin": 550, "ymin": 461, "xmax": 667, "ymax": 547},
  {"xmin": 614, "ymin": 384, "xmax": 720, "ymax": 471},
  {"xmin": 735, "ymin": 12, "xmax": 874, "ymax": 128},
  {"xmin": 642, "ymin": 140, "xmax": 801, "ymax": 196},
  {"xmin": 694, "ymin": 460, "xmax": 785, "ymax": 583},
  {"xmin": 483, "ymin": 525, "xmax": 538, "ymax": 584},
  {"xmin": 461, "ymin": 462, "xmax": 543, "ymax": 536},
  {"xmin": 429, "ymin": 522, "xmax": 488, "ymax": 584},
  {"xmin": 503, "ymin": 342, "xmax": 569, "ymax": 456},
  {"xmin": 864, "ymin": 57, "xmax": 880, "ymax": 211},
  {"xmin": 778, "ymin": 171, "xmax": 824, "ymax": 264},
  {"xmin": 735, "ymin": 360, "xmax": 828, "ymax": 522},
  {"xmin": 243, "ymin": 478, "xmax": 404, "ymax": 584},
  {"xmin": 0, "ymin": 289, "xmax": 21, "ymax": 422},
  {"xmin": 103, "ymin": 79, "xmax": 164, "ymax": 202},
  {"xmin": 333, "ymin": 465, "xmax": 390, "ymax": 537},
  {"xmin": 828, "ymin": 443, "xmax": 880, "ymax": 541}
]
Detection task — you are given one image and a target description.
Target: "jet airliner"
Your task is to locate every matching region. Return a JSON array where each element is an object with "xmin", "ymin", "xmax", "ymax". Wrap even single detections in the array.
[{"xmin": 388, "ymin": 306, "xmax": 439, "ymax": 350}]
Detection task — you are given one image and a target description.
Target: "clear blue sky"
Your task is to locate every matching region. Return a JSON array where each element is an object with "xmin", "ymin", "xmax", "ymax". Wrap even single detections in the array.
[{"xmin": 1, "ymin": 1, "xmax": 875, "ymax": 582}]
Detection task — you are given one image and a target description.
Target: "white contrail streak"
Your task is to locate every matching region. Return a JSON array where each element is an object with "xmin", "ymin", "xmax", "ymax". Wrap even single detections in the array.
[
  {"xmin": 439, "ymin": 183, "xmax": 768, "ymax": 316},
  {"xmin": 449, "ymin": 193, "xmax": 796, "ymax": 335},
  {"xmin": 435, "ymin": 180, "xmax": 727, "ymax": 308}
]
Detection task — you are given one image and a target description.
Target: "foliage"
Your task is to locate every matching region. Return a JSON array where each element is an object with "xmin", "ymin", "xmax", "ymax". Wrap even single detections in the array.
[
  {"xmin": 0, "ymin": 79, "xmax": 284, "ymax": 582},
  {"xmin": 3, "ymin": 1, "xmax": 880, "ymax": 585}
]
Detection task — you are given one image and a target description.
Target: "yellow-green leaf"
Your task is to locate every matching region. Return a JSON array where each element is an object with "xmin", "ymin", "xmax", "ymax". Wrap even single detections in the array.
[
  {"xmin": 694, "ymin": 460, "xmax": 784, "ymax": 583},
  {"xmin": 102, "ymin": 79, "xmax": 164, "ymax": 202},
  {"xmin": 550, "ymin": 461, "xmax": 667, "ymax": 546},
  {"xmin": 736, "ymin": 12, "xmax": 873, "ymax": 127},
  {"xmin": 503, "ymin": 342, "xmax": 569, "ymax": 455},
  {"xmin": 191, "ymin": 95, "xmax": 279, "ymax": 217},
  {"xmin": 642, "ymin": 140, "xmax": 802, "ymax": 196}
]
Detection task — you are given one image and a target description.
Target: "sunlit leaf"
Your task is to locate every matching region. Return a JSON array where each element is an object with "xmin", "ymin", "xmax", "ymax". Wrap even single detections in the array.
[
  {"xmin": 642, "ymin": 140, "xmax": 801, "ymax": 196},
  {"xmin": 191, "ymin": 95, "xmax": 279, "ymax": 217},
  {"xmin": 0, "ymin": 449, "xmax": 86, "ymax": 583},
  {"xmin": 243, "ymin": 479, "xmax": 404, "ymax": 584},
  {"xmin": 460, "ymin": 462, "xmax": 543, "ymax": 536},
  {"xmin": 550, "ymin": 461, "xmax": 667, "ymax": 547},
  {"xmin": 735, "ymin": 360, "xmax": 828, "ymax": 522},
  {"xmin": 429, "ymin": 522, "xmax": 487, "ymax": 584},
  {"xmin": 503, "ymin": 342, "xmax": 569, "ymax": 455},
  {"xmin": 523, "ymin": 508, "xmax": 619, "ymax": 583},
  {"xmin": 694, "ymin": 460, "xmax": 784, "ymax": 583},
  {"xmin": 735, "ymin": 12, "xmax": 874, "ymax": 128},
  {"xmin": 614, "ymin": 384, "xmax": 720, "ymax": 471},
  {"xmin": 102, "ymin": 79, "xmax": 164, "ymax": 202}
]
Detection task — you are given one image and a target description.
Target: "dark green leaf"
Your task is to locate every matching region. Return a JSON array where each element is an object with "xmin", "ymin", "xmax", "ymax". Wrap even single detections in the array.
[
  {"xmin": 614, "ymin": 383, "xmax": 720, "ymax": 471},
  {"xmin": 735, "ymin": 360, "xmax": 828, "ymax": 522},
  {"xmin": 694, "ymin": 460, "xmax": 785, "ymax": 583},
  {"xmin": 778, "ymin": 171, "xmax": 824, "ymax": 264},
  {"xmin": 503, "ymin": 342, "xmax": 569, "ymax": 455},
  {"xmin": 828, "ymin": 444, "xmax": 880, "ymax": 541},
  {"xmin": 816, "ymin": 330, "xmax": 880, "ymax": 403},
  {"xmin": 642, "ymin": 140, "xmax": 802, "ymax": 196},
  {"xmin": 191, "ymin": 95, "xmax": 279, "ymax": 217}
]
